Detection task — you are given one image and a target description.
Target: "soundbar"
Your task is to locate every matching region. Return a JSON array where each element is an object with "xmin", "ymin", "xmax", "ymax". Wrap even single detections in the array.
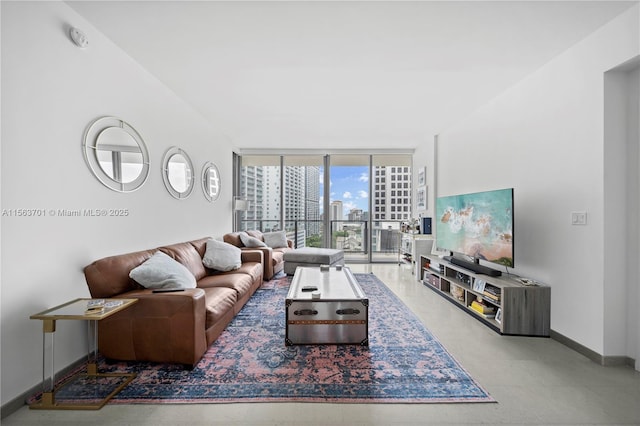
[{"xmin": 444, "ymin": 256, "xmax": 502, "ymax": 277}]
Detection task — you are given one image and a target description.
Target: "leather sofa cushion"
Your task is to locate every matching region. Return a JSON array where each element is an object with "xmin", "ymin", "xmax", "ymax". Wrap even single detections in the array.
[
  {"xmin": 202, "ymin": 251, "xmax": 263, "ymax": 281},
  {"xmin": 84, "ymin": 249, "xmax": 156, "ymax": 298},
  {"xmin": 271, "ymin": 250, "xmax": 285, "ymax": 266},
  {"xmin": 228, "ymin": 261, "xmax": 263, "ymax": 283},
  {"xmin": 159, "ymin": 241, "xmax": 207, "ymax": 281},
  {"xmin": 222, "ymin": 232, "xmax": 244, "ymax": 247},
  {"xmin": 189, "ymin": 237, "xmax": 212, "ymax": 257},
  {"xmin": 198, "ymin": 273, "xmax": 254, "ymax": 299},
  {"xmin": 202, "ymin": 287, "xmax": 237, "ymax": 328},
  {"xmin": 203, "ymin": 261, "xmax": 262, "ymax": 283}
]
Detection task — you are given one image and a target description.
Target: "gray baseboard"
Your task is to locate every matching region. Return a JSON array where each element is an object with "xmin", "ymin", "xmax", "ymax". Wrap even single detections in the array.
[{"xmin": 551, "ymin": 329, "xmax": 636, "ymax": 367}]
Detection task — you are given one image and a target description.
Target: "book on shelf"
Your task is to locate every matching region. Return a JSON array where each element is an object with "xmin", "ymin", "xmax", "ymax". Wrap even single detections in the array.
[
  {"xmin": 483, "ymin": 285, "xmax": 500, "ymax": 295},
  {"xmin": 482, "ymin": 297, "xmax": 500, "ymax": 307},
  {"xmin": 483, "ymin": 287, "xmax": 501, "ymax": 301},
  {"xmin": 423, "ymin": 273, "xmax": 439, "ymax": 287},
  {"xmin": 482, "ymin": 293, "xmax": 500, "ymax": 303},
  {"xmin": 471, "ymin": 300, "xmax": 496, "ymax": 315}
]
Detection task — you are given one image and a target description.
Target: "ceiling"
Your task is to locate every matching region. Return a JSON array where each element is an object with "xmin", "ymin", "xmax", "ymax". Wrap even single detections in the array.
[{"xmin": 68, "ymin": 1, "xmax": 636, "ymax": 151}]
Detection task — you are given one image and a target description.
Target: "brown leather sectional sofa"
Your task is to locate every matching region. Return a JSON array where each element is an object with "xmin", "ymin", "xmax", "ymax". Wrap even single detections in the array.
[
  {"xmin": 83, "ymin": 237, "xmax": 263, "ymax": 367},
  {"xmin": 223, "ymin": 230, "xmax": 293, "ymax": 280}
]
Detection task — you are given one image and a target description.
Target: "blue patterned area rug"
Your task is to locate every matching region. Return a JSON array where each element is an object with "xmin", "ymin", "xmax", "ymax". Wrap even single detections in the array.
[{"xmin": 38, "ymin": 273, "xmax": 495, "ymax": 404}]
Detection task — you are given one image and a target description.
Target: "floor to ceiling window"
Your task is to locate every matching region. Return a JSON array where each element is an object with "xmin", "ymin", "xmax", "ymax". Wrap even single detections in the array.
[
  {"xmin": 370, "ymin": 154, "xmax": 413, "ymax": 262},
  {"xmin": 329, "ymin": 154, "xmax": 370, "ymax": 262},
  {"xmin": 283, "ymin": 155, "xmax": 324, "ymax": 249},
  {"xmin": 236, "ymin": 155, "xmax": 281, "ymax": 232},
  {"xmin": 234, "ymin": 152, "xmax": 412, "ymax": 263}
]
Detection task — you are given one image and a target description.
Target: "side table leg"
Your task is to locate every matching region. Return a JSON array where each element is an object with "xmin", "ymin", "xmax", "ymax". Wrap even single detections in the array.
[
  {"xmin": 37, "ymin": 319, "xmax": 56, "ymax": 408},
  {"xmin": 87, "ymin": 319, "xmax": 98, "ymax": 375}
]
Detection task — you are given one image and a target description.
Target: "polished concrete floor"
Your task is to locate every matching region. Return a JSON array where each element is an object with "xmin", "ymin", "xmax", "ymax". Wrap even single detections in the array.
[{"xmin": 4, "ymin": 263, "xmax": 640, "ymax": 425}]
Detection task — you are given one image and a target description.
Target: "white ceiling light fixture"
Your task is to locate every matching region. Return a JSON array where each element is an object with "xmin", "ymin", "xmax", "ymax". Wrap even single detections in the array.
[{"xmin": 69, "ymin": 27, "xmax": 89, "ymax": 49}]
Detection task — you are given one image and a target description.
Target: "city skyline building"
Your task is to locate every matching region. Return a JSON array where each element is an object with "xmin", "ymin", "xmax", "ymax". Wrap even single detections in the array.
[
  {"xmin": 305, "ymin": 166, "xmax": 321, "ymax": 236},
  {"xmin": 330, "ymin": 200, "xmax": 344, "ymax": 221},
  {"xmin": 373, "ymin": 165, "xmax": 412, "ymax": 222}
]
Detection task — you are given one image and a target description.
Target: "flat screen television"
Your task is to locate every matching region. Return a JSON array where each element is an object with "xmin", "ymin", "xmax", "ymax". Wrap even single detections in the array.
[{"xmin": 435, "ymin": 188, "xmax": 514, "ymax": 276}]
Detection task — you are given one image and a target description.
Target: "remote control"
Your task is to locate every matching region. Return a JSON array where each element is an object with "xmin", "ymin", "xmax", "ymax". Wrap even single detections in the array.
[{"xmin": 152, "ymin": 288, "xmax": 185, "ymax": 293}]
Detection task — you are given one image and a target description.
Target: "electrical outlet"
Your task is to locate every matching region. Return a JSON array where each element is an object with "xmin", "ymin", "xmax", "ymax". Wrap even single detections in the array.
[{"xmin": 571, "ymin": 211, "xmax": 587, "ymax": 225}]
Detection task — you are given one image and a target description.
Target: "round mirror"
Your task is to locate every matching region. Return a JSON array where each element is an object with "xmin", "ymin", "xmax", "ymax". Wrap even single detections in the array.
[
  {"xmin": 83, "ymin": 117, "xmax": 149, "ymax": 192},
  {"xmin": 201, "ymin": 161, "xmax": 221, "ymax": 202},
  {"xmin": 96, "ymin": 127, "xmax": 144, "ymax": 183},
  {"xmin": 162, "ymin": 147, "xmax": 194, "ymax": 199}
]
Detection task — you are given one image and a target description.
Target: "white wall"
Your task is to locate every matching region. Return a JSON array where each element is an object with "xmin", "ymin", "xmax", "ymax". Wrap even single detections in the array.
[
  {"xmin": 604, "ymin": 59, "xmax": 640, "ymax": 361},
  {"xmin": 412, "ymin": 137, "xmax": 436, "ymax": 225},
  {"xmin": 421, "ymin": 5, "xmax": 638, "ymax": 361},
  {"xmin": 624, "ymin": 65, "xmax": 640, "ymax": 369},
  {"xmin": 1, "ymin": 2, "xmax": 234, "ymax": 405}
]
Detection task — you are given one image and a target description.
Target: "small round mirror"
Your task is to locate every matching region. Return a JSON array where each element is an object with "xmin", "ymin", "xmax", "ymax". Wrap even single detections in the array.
[
  {"xmin": 83, "ymin": 117, "xmax": 149, "ymax": 192},
  {"xmin": 96, "ymin": 127, "xmax": 144, "ymax": 183},
  {"xmin": 162, "ymin": 147, "xmax": 194, "ymax": 199},
  {"xmin": 201, "ymin": 162, "xmax": 221, "ymax": 202}
]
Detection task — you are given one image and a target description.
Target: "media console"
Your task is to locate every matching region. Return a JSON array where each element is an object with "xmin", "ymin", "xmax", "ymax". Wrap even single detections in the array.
[
  {"xmin": 443, "ymin": 255, "xmax": 502, "ymax": 277},
  {"xmin": 420, "ymin": 255, "xmax": 550, "ymax": 336}
]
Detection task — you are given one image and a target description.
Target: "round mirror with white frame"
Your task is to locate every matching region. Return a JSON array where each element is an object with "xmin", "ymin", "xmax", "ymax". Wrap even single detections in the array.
[
  {"xmin": 162, "ymin": 147, "xmax": 194, "ymax": 199},
  {"xmin": 83, "ymin": 117, "xmax": 150, "ymax": 192},
  {"xmin": 201, "ymin": 161, "xmax": 221, "ymax": 202}
]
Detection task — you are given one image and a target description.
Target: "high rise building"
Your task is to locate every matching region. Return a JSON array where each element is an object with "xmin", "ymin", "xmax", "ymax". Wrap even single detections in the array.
[
  {"xmin": 305, "ymin": 166, "xmax": 321, "ymax": 236},
  {"xmin": 241, "ymin": 163, "xmax": 321, "ymax": 246},
  {"xmin": 373, "ymin": 166, "xmax": 411, "ymax": 221},
  {"xmin": 371, "ymin": 165, "xmax": 413, "ymax": 253},
  {"xmin": 330, "ymin": 200, "xmax": 343, "ymax": 221},
  {"xmin": 239, "ymin": 165, "xmax": 264, "ymax": 231},
  {"xmin": 262, "ymin": 166, "xmax": 281, "ymax": 231},
  {"xmin": 348, "ymin": 208, "xmax": 364, "ymax": 221}
]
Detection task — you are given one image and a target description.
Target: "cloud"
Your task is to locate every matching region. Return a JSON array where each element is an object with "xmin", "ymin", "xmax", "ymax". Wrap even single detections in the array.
[
  {"xmin": 358, "ymin": 173, "xmax": 368, "ymax": 183},
  {"xmin": 343, "ymin": 201, "xmax": 357, "ymax": 213},
  {"xmin": 357, "ymin": 190, "xmax": 368, "ymax": 198},
  {"xmin": 343, "ymin": 191, "xmax": 352, "ymax": 199}
]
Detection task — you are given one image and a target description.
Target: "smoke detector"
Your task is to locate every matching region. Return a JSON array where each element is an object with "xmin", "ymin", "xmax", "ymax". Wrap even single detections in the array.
[{"xmin": 69, "ymin": 27, "xmax": 89, "ymax": 49}]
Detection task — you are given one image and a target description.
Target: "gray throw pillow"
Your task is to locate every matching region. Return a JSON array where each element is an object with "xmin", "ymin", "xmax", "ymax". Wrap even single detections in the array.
[
  {"xmin": 240, "ymin": 232, "xmax": 267, "ymax": 248},
  {"xmin": 203, "ymin": 239, "xmax": 242, "ymax": 271},
  {"xmin": 129, "ymin": 251, "xmax": 197, "ymax": 289},
  {"xmin": 263, "ymin": 231, "xmax": 288, "ymax": 248}
]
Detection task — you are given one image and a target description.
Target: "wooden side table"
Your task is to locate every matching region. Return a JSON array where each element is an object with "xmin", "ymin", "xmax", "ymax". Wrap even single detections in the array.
[{"xmin": 29, "ymin": 298, "xmax": 137, "ymax": 410}]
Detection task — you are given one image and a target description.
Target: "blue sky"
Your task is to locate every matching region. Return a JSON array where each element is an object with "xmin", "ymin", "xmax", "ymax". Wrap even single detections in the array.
[{"xmin": 320, "ymin": 166, "xmax": 369, "ymax": 215}]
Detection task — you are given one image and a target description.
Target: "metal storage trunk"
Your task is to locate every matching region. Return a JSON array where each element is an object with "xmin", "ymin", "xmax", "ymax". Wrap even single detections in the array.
[{"xmin": 285, "ymin": 266, "xmax": 369, "ymax": 346}]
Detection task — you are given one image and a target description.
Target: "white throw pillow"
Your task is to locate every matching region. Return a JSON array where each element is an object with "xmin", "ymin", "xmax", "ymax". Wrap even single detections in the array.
[
  {"xmin": 129, "ymin": 251, "xmax": 197, "ymax": 289},
  {"xmin": 263, "ymin": 231, "xmax": 288, "ymax": 248},
  {"xmin": 240, "ymin": 232, "xmax": 267, "ymax": 248},
  {"xmin": 203, "ymin": 239, "xmax": 242, "ymax": 271}
]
